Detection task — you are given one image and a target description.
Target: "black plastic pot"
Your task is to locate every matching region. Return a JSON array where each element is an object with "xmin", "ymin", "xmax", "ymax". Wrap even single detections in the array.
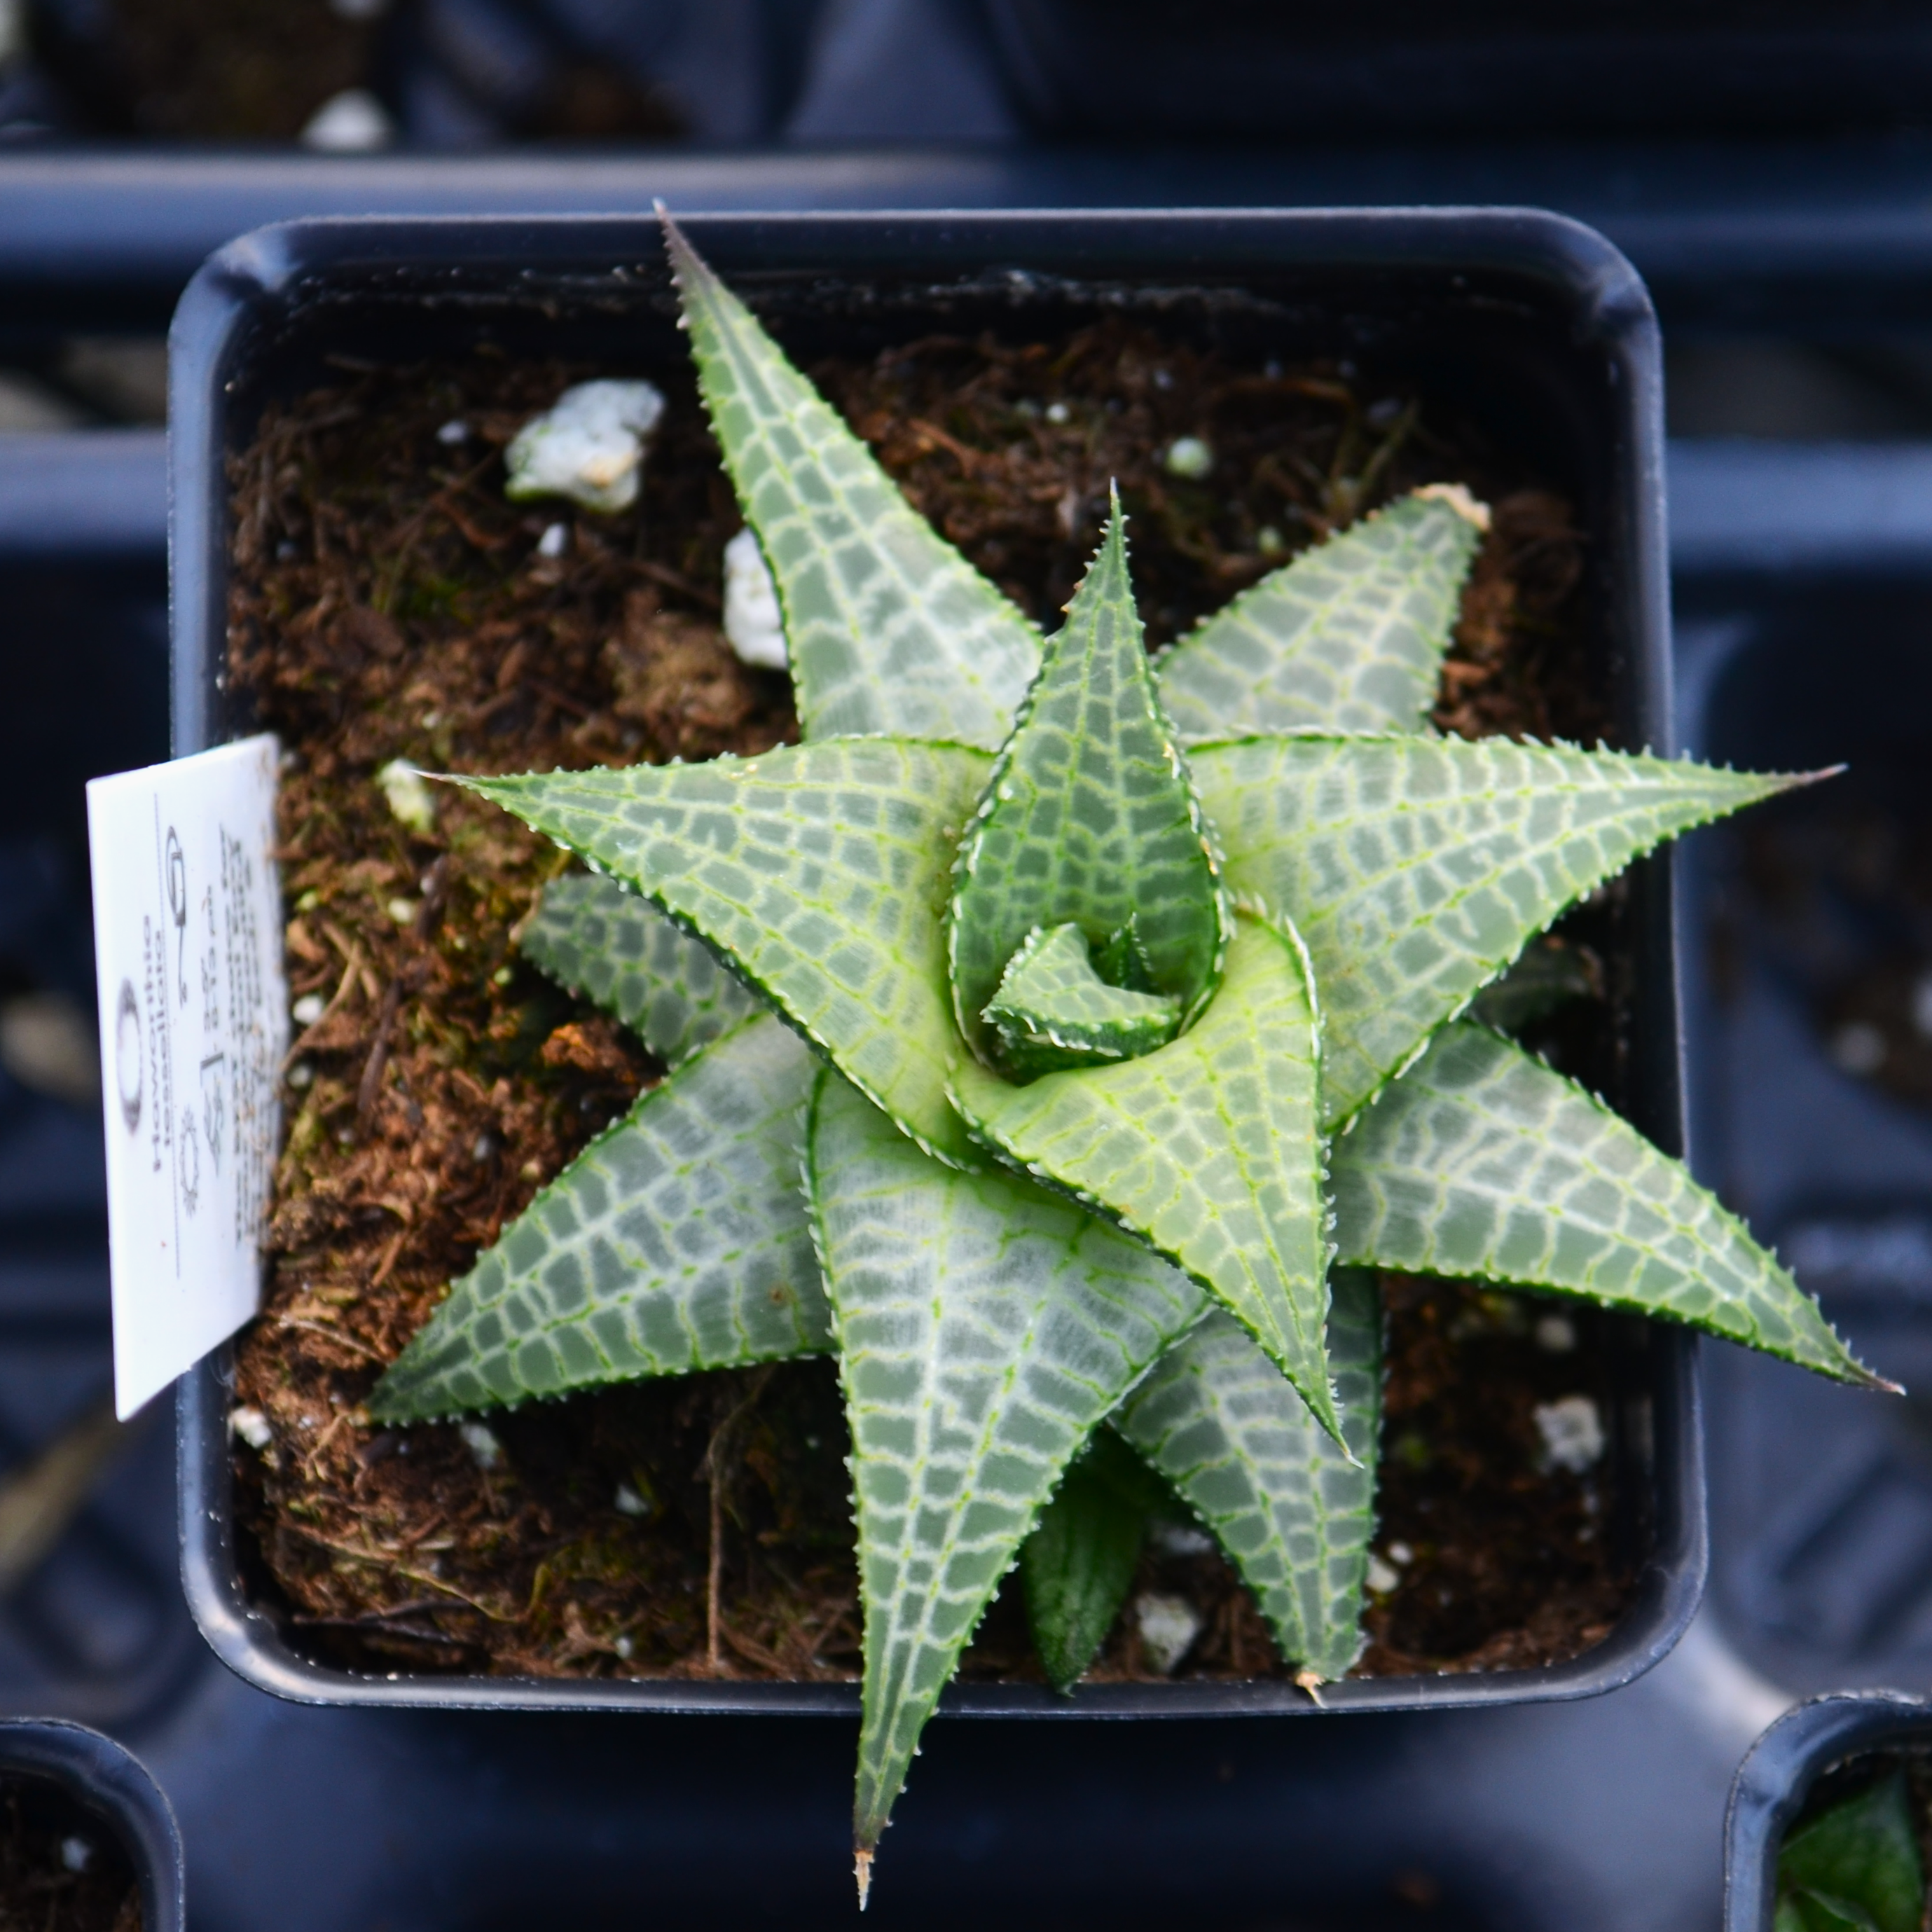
[
  {"xmin": 1724, "ymin": 1690, "xmax": 1932, "ymax": 1932},
  {"xmin": 0, "ymin": 1718, "xmax": 184, "ymax": 1932},
  {"xmin": 167, "ymin": 205, "xmax": 1697, "ymax": 1720}
]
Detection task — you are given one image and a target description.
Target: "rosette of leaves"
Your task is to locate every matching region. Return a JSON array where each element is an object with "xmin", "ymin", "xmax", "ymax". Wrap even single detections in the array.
[{"xmin": 366, "ymin": 218, "xmax": 1887, "ymax": 1903}]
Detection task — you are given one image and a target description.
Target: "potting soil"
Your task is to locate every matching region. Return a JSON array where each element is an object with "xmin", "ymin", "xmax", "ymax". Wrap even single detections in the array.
[{"xmin": 223, "ymin": 319, "xmax": 1634, "ymax": 1684}]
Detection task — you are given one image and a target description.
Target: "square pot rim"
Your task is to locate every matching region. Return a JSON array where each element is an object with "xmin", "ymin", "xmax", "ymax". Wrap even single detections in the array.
[
  {"xmin": 0, "ymin": 1717, "xmax": 185, "ymax": 1932},
  {"xmin": 170, "ymin": 202, "xmax": 1704, "ymax": 1721},
  {"xmin": 1725, "ymin": 1690, "xmax": 1932, "ymax": 1932}
]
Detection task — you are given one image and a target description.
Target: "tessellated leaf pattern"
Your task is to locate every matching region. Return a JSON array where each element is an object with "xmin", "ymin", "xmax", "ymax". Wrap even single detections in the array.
[
  {"xmin": 1192, "ymin": 733, "xmax": 1809, "ymax": 1124},
  {"xmin": 985, "ymin": 921, "xmax": 1180, "ymax": 1075},
  {"xmin": 368, "ymin": 1014, "xmax": 825, "ymax": 1421},
  {"xmin": 1157, "ymin": 486, "xmax": 1486, "ymax": 742},
  {"xmin": 1330, "ymin": 1023, "xmax": 1882, "ymax": 1384},
  {"xmin": 1117, "ymin": 1269, "xmax": 1381, "ymax": 1681},
  {"xmin": 949, "ymin": 501, "xmax": 1228, "ymax": 1066},
  {"xmin": 521, "ymin": 870, "xmax": 758, "ymax": 1067},
  {"xmin": 951, "ymin": 913, "xmax": 1339, "ymax": 1444},
  {"xmin": 463, "ymin": 737, "xmax": 993, "ymax": 1165},
  {"xmin": 666, "ymin": 217, "xmax": 1040, "ymax": 750},
  {"xmin": 806, "ymin": 1070, "xmax": 1206, "ymax": 1861}
]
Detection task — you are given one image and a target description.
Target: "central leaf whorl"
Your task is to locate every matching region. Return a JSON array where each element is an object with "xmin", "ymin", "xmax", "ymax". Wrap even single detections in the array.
[{"xmin": 946, "ymin": 495, "xmax": 1231, "ymax": 1079}]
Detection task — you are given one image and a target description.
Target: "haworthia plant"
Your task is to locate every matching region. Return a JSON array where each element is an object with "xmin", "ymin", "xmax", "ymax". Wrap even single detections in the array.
[{"xmin": 366, "ymin": 214, "xmax": 1893, "ymax": 1904}]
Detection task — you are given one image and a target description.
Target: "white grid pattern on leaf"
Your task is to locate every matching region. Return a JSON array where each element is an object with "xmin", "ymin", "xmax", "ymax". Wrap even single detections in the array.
[
  {"xmin": 1119, "ymin": 1270, "xmax": 1380, "ymax": 1681},
  {"xmin": 808, "ymin": 1071, "xmax": 1205, "ymax": 1851},
  {"xmin": 521, "ymin": 871, "xmax": 759, "ymax": 1067},
  {"xmin": 951, "ymin": 913, "xmax": 1338, "ymax": 1444},
  {"xmin": 1158, "ymin": 490, "xmax": 1484, "ymax": 743},
  {"xmin": 1192, "ymin": 734, "xmax": 1805, "ymax": 1125},
  {"xmin": 948, "ymin": 506, "xmax": 1227, "ymax": 1063},
  {"xmin": 370, "ymin": 1014, "xmax": 825, "ymax": 1421},
  {"xmin": 668, "ymin": 221, "xmax": 1040, "ymax": 750},
  {"xmin": 1332, "ymin": 1023, "xmax": 1877, "ymax": 1384},
  {"xmin": 465, "ymin": 737, "xmax": 993, "ymax": 1166}
]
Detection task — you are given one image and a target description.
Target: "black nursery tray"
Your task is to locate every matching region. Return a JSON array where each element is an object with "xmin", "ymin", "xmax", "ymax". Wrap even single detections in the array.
[{"xmin": 167, "ymin": 206, "xmax": 1699, "ymax": 1718}]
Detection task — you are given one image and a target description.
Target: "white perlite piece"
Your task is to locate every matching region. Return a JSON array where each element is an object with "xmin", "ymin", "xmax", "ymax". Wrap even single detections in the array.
[
  {"xmin": 459, "ymin": 1420, "xmax": 504, "ymax": 1470},
  {"xmin": 228, "ymin": 1405, "xmax": 273, "ymax": 1451},
  {"xmin": 1365, "ymin": 1554, "xmax": 1400, "ymax": 1594},
  {"xmin": 505, "ymin": 380, "xmax": 667, "ymax": 513},
  {"xmin": 723, "ymin": 527, "xmax": 788, "ymax": 668},
  {"xmin": 1533, "ymin": 1394, "xmax": 1605, "ymax": 1473},
  {"xmin": 1163, "ymin": 436, "xmax": 1213, "ymax": 480},
  {"xmin": 300, "ymin": 88, "xmax": 394, "ymax": 152},
  {"xmin": 1535, "ymin": 1312, "xmax": 1578, "ymax": 1353},
  {"xmin": 1150, "ymin": 1519, "xmax": 1214, "ymax": 1558},
  {"xmin": 377, "ymin": 758, "xmax": 436, "ymax": 834},
  {"xmin": 1133, "ymin": 1592, "xmax": 1203, "ymax": 1674}
]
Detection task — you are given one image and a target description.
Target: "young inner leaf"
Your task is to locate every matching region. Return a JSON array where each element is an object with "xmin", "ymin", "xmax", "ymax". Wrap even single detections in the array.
[
  {"xmin": 985, "ymin": 922, "xmax": 1181, "ymax": 1077},
  {"xmin": 949, "ymin": 495, "xmax": 1229, "ymax": 1071}
]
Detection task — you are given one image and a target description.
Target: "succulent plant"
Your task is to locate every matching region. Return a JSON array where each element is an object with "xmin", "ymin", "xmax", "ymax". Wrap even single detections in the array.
[{"xmin": 366, "ymin": 218, "xmax": 1886, "ymax": 1902}]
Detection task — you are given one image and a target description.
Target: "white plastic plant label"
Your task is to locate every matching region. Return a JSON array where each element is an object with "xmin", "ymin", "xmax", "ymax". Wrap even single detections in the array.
[{"xmin": 86, "ymin": 735, "xmax": 287, "ymax": 1417}]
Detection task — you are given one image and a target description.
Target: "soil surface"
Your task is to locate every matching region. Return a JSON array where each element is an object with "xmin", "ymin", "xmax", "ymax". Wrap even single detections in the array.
[
  {"xmin": 225, "ymin": 316, "xmax": 1631, "ymax": 1685},
  {"xmin": 0, "ymin": 1783, "xmax": 139, "ymax": 1932}
]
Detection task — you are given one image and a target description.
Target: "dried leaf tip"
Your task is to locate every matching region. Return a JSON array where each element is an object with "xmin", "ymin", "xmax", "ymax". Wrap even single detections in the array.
[
  {"xmin": 855, "ymin": 1847, "xmax": 874, "ymax": 1910},
  {"xmin": 1413, "ymin": 481, "xmax": 1491, "ymax": 532}
]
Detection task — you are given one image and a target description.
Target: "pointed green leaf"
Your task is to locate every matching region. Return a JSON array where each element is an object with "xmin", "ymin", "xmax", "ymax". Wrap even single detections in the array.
[
  {"xmin": 986, "ymin": 922, "xmax": 1180, "ymax": 1075},
  {"xmin": 1019, "ymin": 1428, "xmax": 1164, "ymax": 1693},
  {"xmin": 520, "ymin": 871, "xmax": 758, "ymax": 1066},
  {"xmin": 1157, "ymin": 486, "xmax": 1487, "ymax": 743},
  {"xmin": 948, "ymin": 499, "xmax": 1229, "ymax": 1068},
  {"xmin": 368, "ymin": 1014, "xmax": 824, "ymax": 1421},
  {"xmin": 1331, "ymin": 1022, "xmax": 1884, "ymax": 1385},
  {"xmin": 664, "ymin": 217, "xmax": 1040, "ymax": 750},
  {"xmin": 806, "ymin": 1070, "xmax": 1206, "ymax": 1859},
  {"xmin": 1192, "ymin": 734, "xmax": 1812, "ymax": 1125},
  {"xmin": 951, "ymin": 911, "xmax": 1340, "ymax": 1444},
  {"xmin": 1117, "ymin": 1269, "xmax": 1381, "ymax": 1682},
  {"xmin": 1780, "ymin": 1772, "xmax": 1924, "ymax": 1932},
  {"xmin": 463, "ymin": 736, "xmax": 993, "ymax": 1165}
]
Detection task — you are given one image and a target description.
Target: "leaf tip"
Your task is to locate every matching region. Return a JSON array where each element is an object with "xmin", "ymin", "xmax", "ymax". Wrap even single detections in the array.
[
  {"xmin": 1412, "ymin": 480, "xmax": 1491, "ymax": 533},
  {"xmin": 1294, "ymin": 1667, "xmax": 1327, "ymax": 1704},
  {"xmin": 855, "ymin": 1847, "xmax": 874, "ymax": 1910}
]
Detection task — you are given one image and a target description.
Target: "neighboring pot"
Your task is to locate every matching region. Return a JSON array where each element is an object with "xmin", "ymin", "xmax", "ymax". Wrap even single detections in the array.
[
  {"xmin": 167, "ymin": 206, "xmax": 1695, "ymax": 1718},
  {"xmin": 1725, "ymin": 1691, "xmax": 1932, "ymax": 1932},
  {"xmin": 0, "ymin": 1718, "xmax": 184, "ymax": 1932}
]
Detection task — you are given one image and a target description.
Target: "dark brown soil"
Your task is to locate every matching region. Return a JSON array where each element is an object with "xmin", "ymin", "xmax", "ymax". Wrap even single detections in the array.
[
  {"xmin": 225, "ymin": 317, "xmax": 1631, "ymax": 1685},
  {"xmin": 0, "ymin": 1783, "xmax": 139, "ymax": 1932}
]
